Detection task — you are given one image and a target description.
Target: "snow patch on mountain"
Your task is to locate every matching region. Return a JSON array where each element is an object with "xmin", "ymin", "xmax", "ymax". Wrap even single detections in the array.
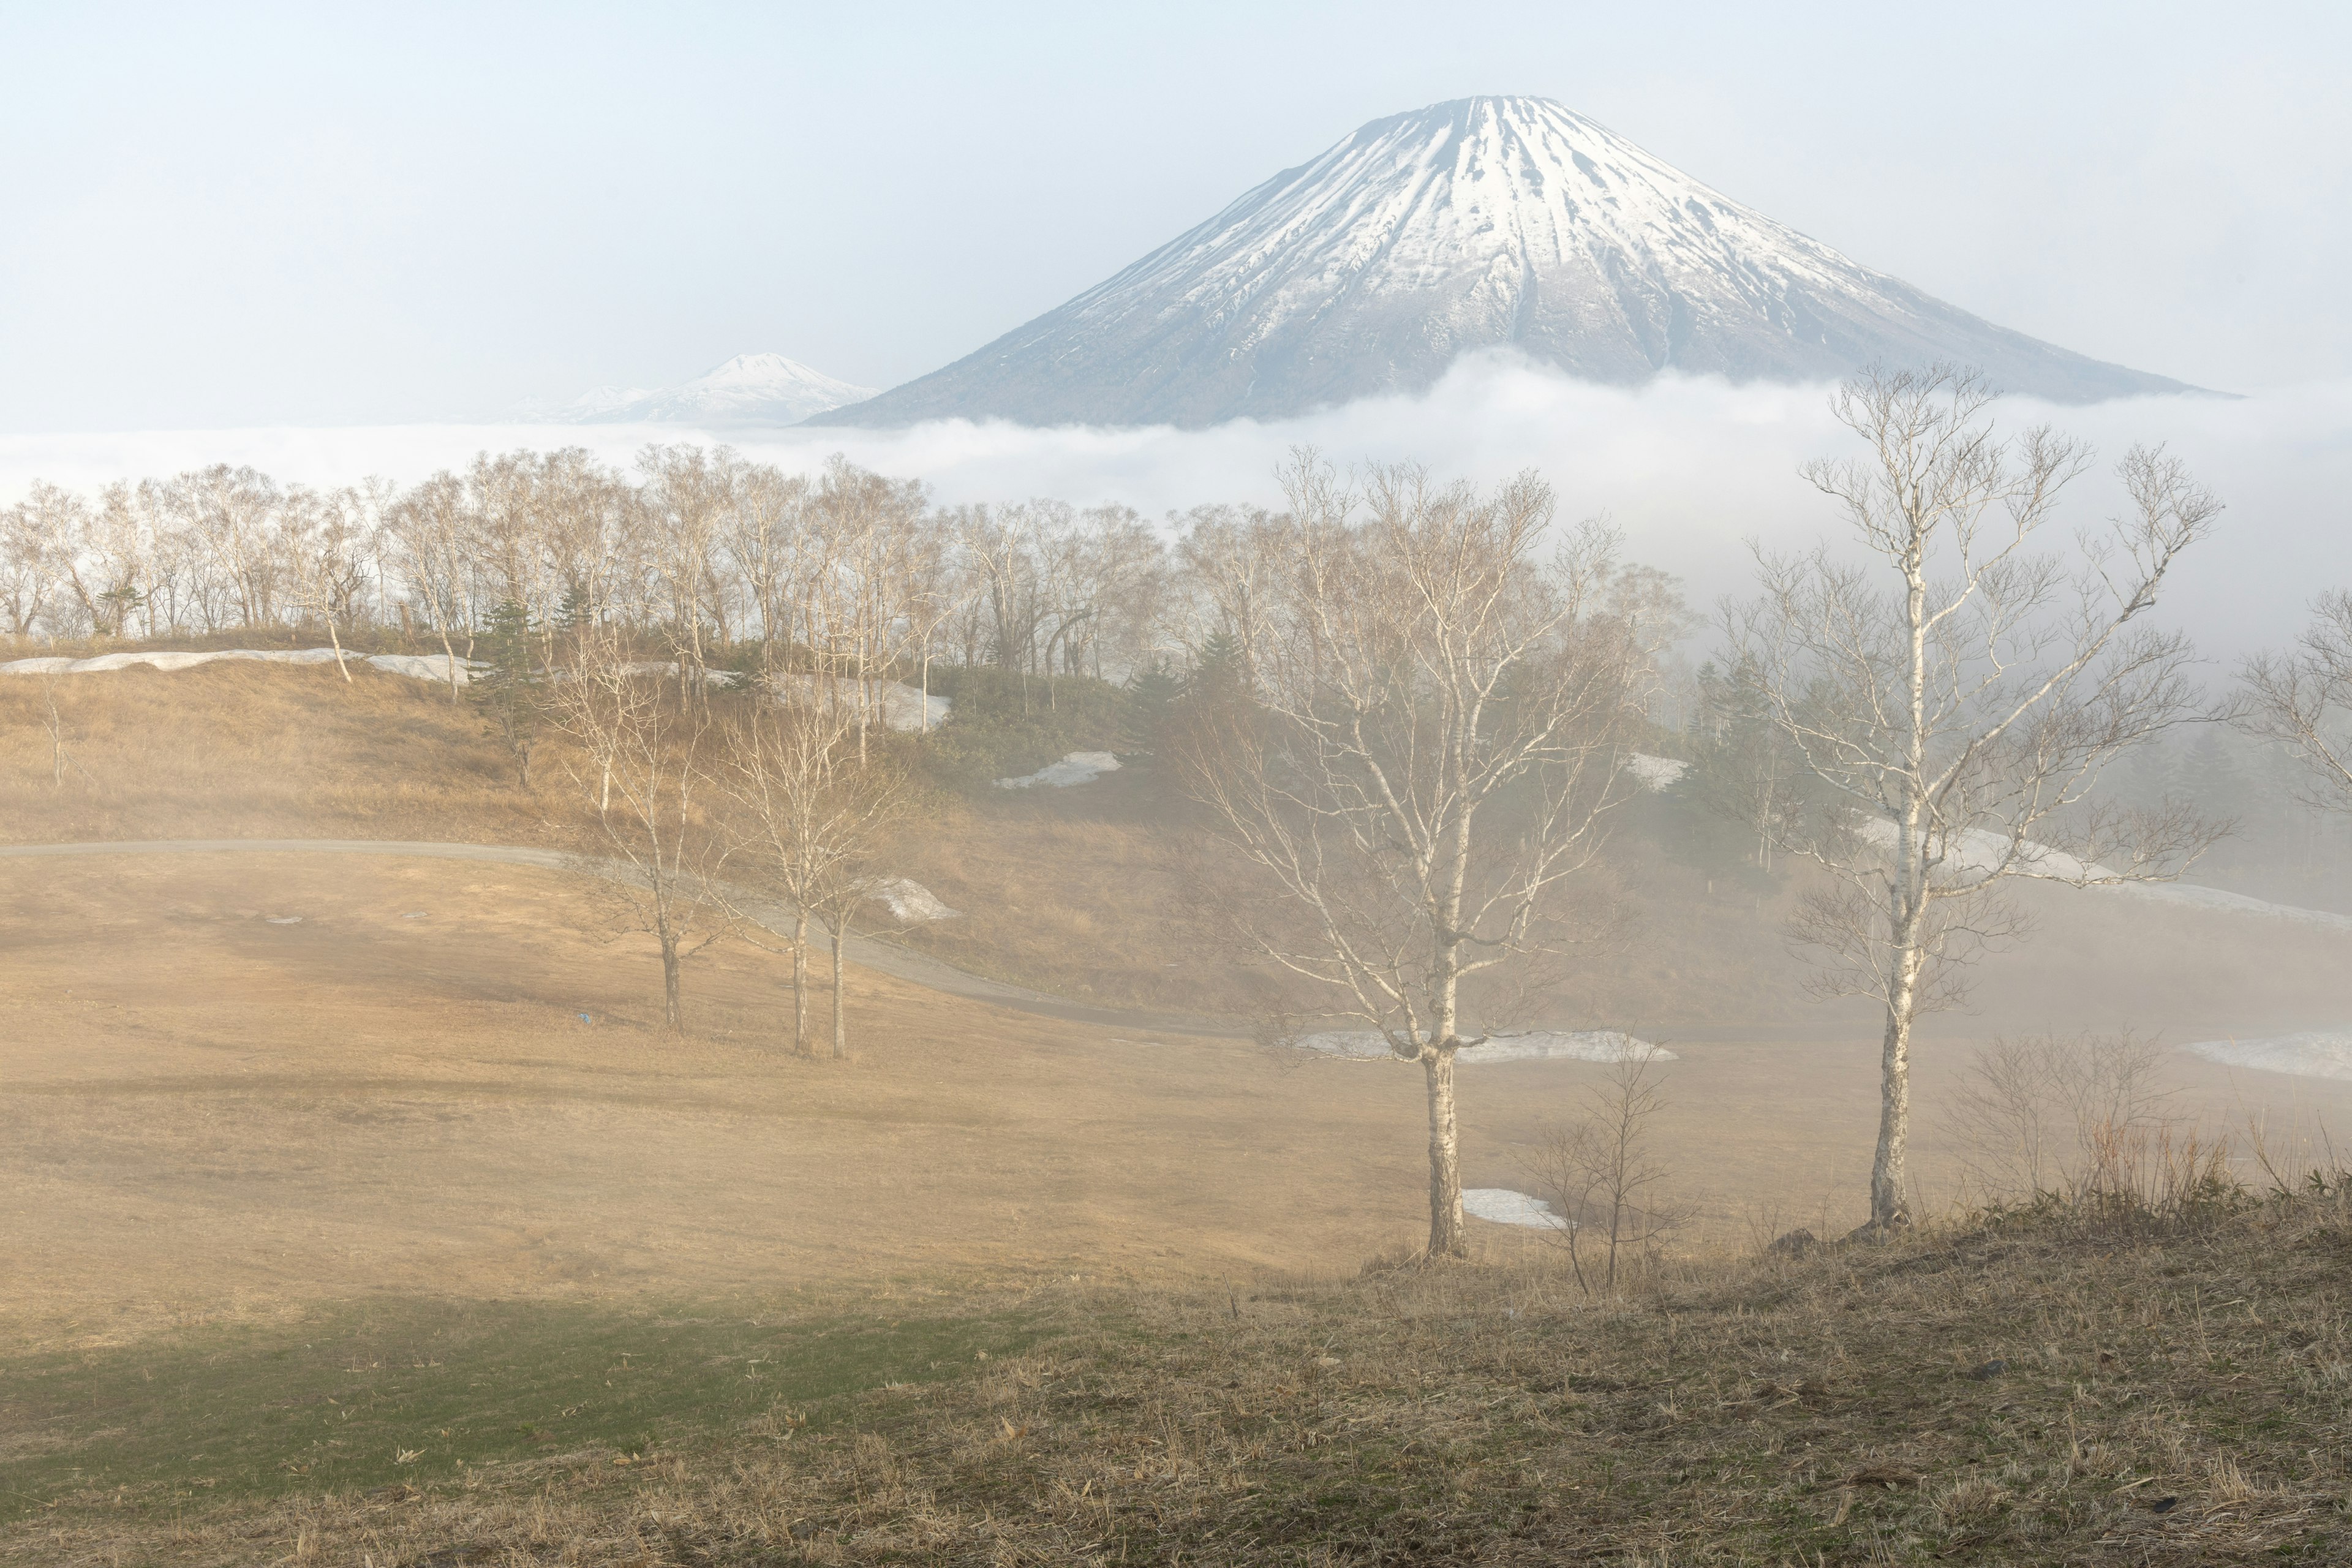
[
  {"xmin": 822, "ymin": 96, "xmax": 2193, "ymax": 429},
  {"xmin": 546, "ymin": 354, "xmax": 878, "ymax": 427}
]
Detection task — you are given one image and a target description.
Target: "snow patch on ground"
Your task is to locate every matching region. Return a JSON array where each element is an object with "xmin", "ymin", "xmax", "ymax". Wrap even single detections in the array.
[
  {"xmin": 1606, "ymin": 744, "xmax": 2352, "ymax": 935},
  {"xmin": 1623, "ymin": 752, "xmax": 1689, "ymax": 791},
  {"xmin": 861, "ymin": 876, "xmax": 959, "ymax": 924},
  {"xmin": 0, "ymin": 647, "xmax": 482, "ymax": 684},
  {"xmin": 995, "ymin": 751, "xmax": 1121, "ymax": 790},
  {"xmin": 1292, "ymin": 1030, "xmax": 1670, "ymax": 1065},
  {"xmin": 2114, "ymin": 882, "xmax": 2352, "ymax": 933},
  {"xmin": 0, "ymin": 650, "xmax": 970, "ymax": 730},
  {"xmin": 361, "ymin": 653, "xmax": 478, "ymax": 684},
  {"xmin": 1845, "ymin": 817, "xmax": 2352, "ymax": 932},
  {"xmin": 2185, "ymin": 1032, "xmax": 2352, "ymax": 1082},
  {"xmin": 769, "ymin": 673, "xmax": 951, "ymax": 733},
  {"xmin": 1463, "ymin": 1189, "xmax": 1571, "ymax": 1230},
  {"xmin": 1461, "ymin": 1031, "xmax": 1671, "ymax": 1065}
]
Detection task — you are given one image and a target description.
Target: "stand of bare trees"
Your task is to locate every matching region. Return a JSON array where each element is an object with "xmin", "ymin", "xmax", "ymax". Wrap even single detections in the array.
[
  {"xmin": 548, "ymin": 623, "xmax": 734, "ymax": 1035},
  {"xmin": 2, "ymin": 448, "xmax": 1212, "ymax": 718},
  {"xmin": 724, "ymin": 693, "xmax": 911, "ymax": 1058},
  {"xmin": 1728, "ymin": 368, "xmax": 2227, "ymax": 1233},
  {"xmin": 1173, "ymin": 454, "xmax": 1662, "ymax": 1259}
]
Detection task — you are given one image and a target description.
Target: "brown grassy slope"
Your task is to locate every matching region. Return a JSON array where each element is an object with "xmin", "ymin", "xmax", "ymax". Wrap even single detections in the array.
[
  {"xmin": 0, "ymin": 661, "xmax": 557, "ymax": 843},
  {"xmin": 881, "ymin": 767, "xmax": 1825, "ymax": 1022},
  {"xmin": 13, "ymin": 1204, "xmax": 2350, "ymax": 1566},
  {"xmin": 9, "ymin": 851, "xmax": 2346, "ymax": 1355},
  {"xmin": 0, "ymin": 852, "xmax": 1447, "ymax": 1352},
  {"xmin": 9, "ymin": 660, "xmax": 2352, "ymax": 1042}
]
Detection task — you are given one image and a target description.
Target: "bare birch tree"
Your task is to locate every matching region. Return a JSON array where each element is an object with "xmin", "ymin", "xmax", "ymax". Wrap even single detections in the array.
[
  {"xmin": 386, "ymin": 473, "xmax": 478, "ymax": 701},
  {"xmin": 0, "ymin": 487, "xmax": 68, "ymax": 637},
  {"xmin": 1728, "ymin": 366, "xmax": 2226, "ymax": 1234},
  {"xmin": 1175, "ymin": 454, "xmax": 1656, "ymax": 1259},
  {"xmin": 723, "ymin": 684, "xmax": 914, "ymax": 1058},
  {"xmin": 2241, "ymin": 590, "xmax": 2352, "ymax": 818},
  {"xmin": 281, "ymin": 486, "xmax": 375, "ymax": 679},
  {"xmin": 550, "ymin": 628, "xmax": 732, "ymax": 1033},
  {"xmin": 723, "ymin": 693, "xmax": 856, "ymax": 1057}
]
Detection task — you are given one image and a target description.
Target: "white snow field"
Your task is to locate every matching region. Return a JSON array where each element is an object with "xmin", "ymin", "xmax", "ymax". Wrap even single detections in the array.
[
  {"xmin": 0, "ymin": 647, "xmax": 481, "ymax": 684},
  {"xmin": 1293, "ymin": 1030, "xmax": 1671, "ymax": 1065},
  {"xmin": 861, "ymin": 876, "xmax": 959, "ymax": 924},
  {"xmin": 995, "ymin": 751, "xmax": 1121, "ymax": 790},
  {"xmin": 2185, "ymin": 1033, "xmax": 2352, "ymax": 1082},
  {"xmin": 1462, "ymin": 1189, "xmax": 1572, "ymax": 1231}
]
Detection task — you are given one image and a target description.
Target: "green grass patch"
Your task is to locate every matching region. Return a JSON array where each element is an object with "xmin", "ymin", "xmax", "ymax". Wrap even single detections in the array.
[{"xmin": 0, "ymin": 1295, "xmax": 1041, "ymax": 1520}]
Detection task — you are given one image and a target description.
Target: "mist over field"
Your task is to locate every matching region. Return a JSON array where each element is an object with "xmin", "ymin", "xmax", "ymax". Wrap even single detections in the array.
[{"xmin": 7, "ymin": 356, "xmax": 2348, "ymax": 658}]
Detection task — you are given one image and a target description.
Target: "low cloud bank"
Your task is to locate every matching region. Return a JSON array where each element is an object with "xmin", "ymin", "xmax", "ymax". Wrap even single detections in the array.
[{"xmin": 6, "ymin": 354, "xmax": 2345, "ymax": 656}]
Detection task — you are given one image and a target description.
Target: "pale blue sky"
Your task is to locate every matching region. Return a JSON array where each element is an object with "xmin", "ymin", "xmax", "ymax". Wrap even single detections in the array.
[{"xmin": 4, "ymin": 1, "xmax": 2347, "ymax": 428}]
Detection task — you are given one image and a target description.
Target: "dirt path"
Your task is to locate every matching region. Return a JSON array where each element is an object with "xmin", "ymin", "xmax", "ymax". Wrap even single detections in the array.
[{"xmin": 0, "ymin": 837, "xmax": 1238, "ymax": 1036}]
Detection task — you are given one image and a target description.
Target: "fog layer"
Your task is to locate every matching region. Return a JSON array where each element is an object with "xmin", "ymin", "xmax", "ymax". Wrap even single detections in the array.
[{"xmin": 4, "ymin": 353, "xmax": 2343, "ymax": 658}]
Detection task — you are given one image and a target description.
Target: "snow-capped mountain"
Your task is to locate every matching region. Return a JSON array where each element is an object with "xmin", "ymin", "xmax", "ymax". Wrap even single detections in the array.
[
  {"xmin": 817, "ymin": 97, "xmax": 2193, "ymax": 428},
  {"xmin": 550, "ymin": 353, "xmax": 877, "ymax": 426}
]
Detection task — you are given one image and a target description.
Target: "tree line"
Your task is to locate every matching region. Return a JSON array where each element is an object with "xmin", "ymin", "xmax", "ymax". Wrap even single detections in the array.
[{"xmin": 0, "ymin": 445, "xmax": 1291, "ymax": 700}]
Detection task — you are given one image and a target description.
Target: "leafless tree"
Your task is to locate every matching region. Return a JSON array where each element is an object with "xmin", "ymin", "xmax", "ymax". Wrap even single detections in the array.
[
  {"xmin": 804, "ymin": 765, "xmax": 914, "ymax": 1062},
  {"xmin": 385, "ymin": 473, "xmax": 478, "ymax": 701},
  {"xmin": 281, "ymin": 486, "xmax": 375, "ymax": 679},
  {"xmin": 64, "ymin": 483, "xmax": 153, "ymax": 639},
  {"xmin": 641, "ymin": 443, "xmax": 736, "ymax": 685},
  {"xmin": 2241, "ymin": 589, "xmax": 2352, "ymax": 818},
  {"xmin": 1174, "ymin": 502, "xmax": 1287, "ymax": 674},
  {"xmin": 1727, "ymin": 366, "xmax": 2227, "ymax": 1232},
  {"xmin": 1529, "ymin": 1040, "xmax": 1682, "ymax": 1294},
  {"xmin": 1174, "ymin": 453, "xmax": 1658, "ymax": 1259},
  {"xmin": 1950, "ymin": 1030, "xmax": 2175, "ymax": 1204},
  {"xmin": 549, "ymin": 628, "xmax": 733, "ymax": 1033},
  {"xmin": 724, "ymin": 693, "xmax": 861, "ymax": 1056},
  {"xmin": 166, "ymin": 464, "xmax": 284, "ymax": 630},
  {"xmin": 0, "ymin": 487, "xmax": 67, "ymax": 637},
  {"xmin": 724, "ymin": 686, "xmax": 918, "ymax": 1058}
]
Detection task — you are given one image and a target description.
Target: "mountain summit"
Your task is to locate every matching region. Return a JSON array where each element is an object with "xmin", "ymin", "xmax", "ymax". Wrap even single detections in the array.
[
  {"xmin": 552, "ymin": 353, "xmax": 876, "ymax": 426},
  {"xmin": 818, "ymin": 97, "xmax": 2192, "ymax": 428}
]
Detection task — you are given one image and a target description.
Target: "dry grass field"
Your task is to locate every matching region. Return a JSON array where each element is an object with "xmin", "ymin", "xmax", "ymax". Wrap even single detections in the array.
[
  {"xmin": 8, "ymin": 660, "xmax": 2352, "ymax": 1561},
  {"xmin": 0, "ymin": 660, "xmax": 558, "ymax": 845},
  {"xmin": 10, "ymin": 850, "xmax": 2348, "ymax": 1347}
]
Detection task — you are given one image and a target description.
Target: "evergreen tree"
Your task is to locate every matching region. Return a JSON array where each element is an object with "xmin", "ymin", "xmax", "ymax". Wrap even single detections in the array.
[
  {"xmin": 1188, "ymin": 627, "xmax": 1251, "ymax": 710},
  {"xmin": 473, "ymin": 597, "xmax": 545, "ymax": 788},
  {"xmin": 1119, "ymin": 658, "xmax": 1186, "ymax": 760}
]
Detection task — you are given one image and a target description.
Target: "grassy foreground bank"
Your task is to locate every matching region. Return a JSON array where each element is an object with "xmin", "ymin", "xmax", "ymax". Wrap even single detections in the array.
[{"xmin": 7, "ymin": 1199, "xmax": 2350, "ymax": 1566}]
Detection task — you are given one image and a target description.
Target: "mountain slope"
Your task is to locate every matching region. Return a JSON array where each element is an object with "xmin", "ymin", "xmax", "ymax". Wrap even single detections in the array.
[
  {"xmin": 818, "ymin": 97, "xmax": 2193, "ymax": 429},
  {"xmin": 556, "ymin": 354, "xmax": 876, "ymax": 426}
]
